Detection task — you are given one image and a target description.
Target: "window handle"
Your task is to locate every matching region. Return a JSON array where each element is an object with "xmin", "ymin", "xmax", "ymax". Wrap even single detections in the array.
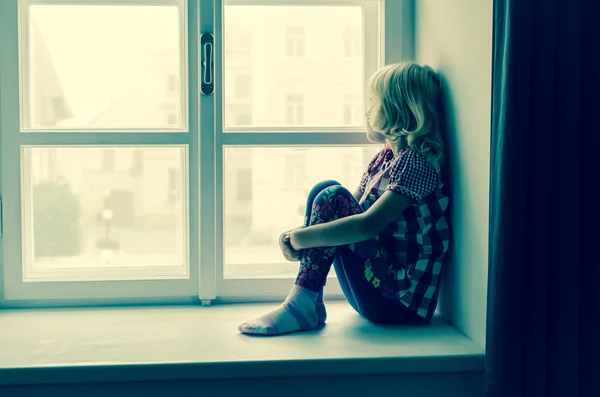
[{"xmin": 200, "ymin": 33, "xmax": 214, "ymax": 96}]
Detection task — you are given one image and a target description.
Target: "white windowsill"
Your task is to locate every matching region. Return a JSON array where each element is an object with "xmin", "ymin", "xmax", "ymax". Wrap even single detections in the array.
[{"xmin": 0, "ymin": 301, "xmax": 484, "ymax": 386}]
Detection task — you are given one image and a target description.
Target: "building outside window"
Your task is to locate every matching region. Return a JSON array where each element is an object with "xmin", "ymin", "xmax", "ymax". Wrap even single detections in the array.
[
  {"xmin": 285, "ymin": 94, "xmax": 305, "ymax": 125},
  {"xmin": 285, "ymin": 26, "xmax": 305, "ymax": 57}
]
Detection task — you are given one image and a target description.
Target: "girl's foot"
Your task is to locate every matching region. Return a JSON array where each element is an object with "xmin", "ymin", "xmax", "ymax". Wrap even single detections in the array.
[{"xmin": 239, "ymin": 286, "xmax": 319, "ymax": 336}]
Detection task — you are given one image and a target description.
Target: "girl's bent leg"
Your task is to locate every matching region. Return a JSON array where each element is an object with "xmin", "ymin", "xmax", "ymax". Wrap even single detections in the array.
[
  {"xmin": 239, "ymin": 184, "xmax": 361, "ymax": 336},
  {"xmin": 301, "ymin": 181, "xmax": 342, "ymax": 324},
  {"xmin": 303, "ymin": 188, "xmax": 423, "ymax": 325},
  {"xmin": 301, "ymin": 184, "xmax": 360, "ymax": 313},
  {"xmin": 295, "ymin": 185, "xmax": 363, "ymax": 292},
  {"xmin": 303, "ymin": 180, "xmax": 341, "ymax": 227}
]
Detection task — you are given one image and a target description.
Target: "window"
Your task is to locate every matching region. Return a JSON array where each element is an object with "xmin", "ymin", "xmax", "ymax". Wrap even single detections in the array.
[
  {"xmin": 342, "ymin": 94, "xmax": 362, "ymax": 125},
  {"xmin": 285, "ymin": 94, "xmax": 305, "ymax": 125},
  {"xmin": 167, "ymin": 73, "xmax": 177, "ymax": 94},
  {"xmin": 343, "ymin": 26, "xmax": 362, "ymax": 57},
  {"xmin": 167, "ymin": 113, "xmax": 177, "ymax": 125},
  {"xmin": 51, "ymin": 96, "xmax": 70, "ymax": 121},
  {"xmin": 285, "ymin": 26, "xmax": 305, "ymax": 57},
  {"xmin": 224, "ymin": 26, "xmax": 252, "ymax": 56},
  {"xmin": 20, "ymin": 3, "xmax": 185, "ymax": 130},
  {"xmin": 343, "ymin": 104, "xmax": 353, "ymax": 124},
  {"xmin": 101, "ymin": 149, "xmax": 116, "ymax": 172},
  {"xmin": 235, "ymin": 74, "xmax": 252, "ymax": 98},
  {"xmin": 227, "ymin": 104, "xmax": 253, "ymax": 126},
  {"xmin": 0, "ymin": 0, "xmax": 192, "ymax": 301},
  {"xmin": 236, "ymin": 169, "xmax": 252, "ymax": 201},
  {"xmin": 235, "ymin": 113, "xmax": 253, "ymax": 126},
  {"xmin": 223, "ymin": 146, "xmax": 379, "ymax": 279},
  {"xmin": 23, "ymin": 146, "xmax": 187, "ymax": 279},
  {"xmin": 283, "ymin": 152, "xmax": 307, "ymax": 189},
  {"xmin": 130, "ymin": 149, "xmax": 144, "ymax": 178},
  {"xmin": 1, "ymin": 0, "xmax": 390, "ymax": 304},
  {"xmin": 342, "ymin": 152, "xmax": 362, "ymax": 184},
  {"xmin": 168, "ymin": 168, "xmax": 179, "ymax": 201}
]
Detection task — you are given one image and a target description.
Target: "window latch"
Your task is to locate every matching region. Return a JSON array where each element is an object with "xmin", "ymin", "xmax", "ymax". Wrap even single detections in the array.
[{"xmin": 200, "ymin": 33, "xmax": 214, "ymax": 96}]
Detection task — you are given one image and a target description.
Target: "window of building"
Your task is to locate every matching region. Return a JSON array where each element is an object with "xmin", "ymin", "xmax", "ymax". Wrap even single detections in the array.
[
  {"xmin": 236, "ymin": 168, "xmax": 253, "ymax": 201},
  {"xmin": 283, "ymin": 152, "xmax": 307, "ymax": 189},
  {"xmin": 101, "ymin": 149, "xmax": 116, "ymax": 172},
  {"xmin": 343, "ymin": 26, "xmax": 362, "ymax": 57},
  {"xmin": 285, "ymin": 94, "xmax": 305, "ymax": 125},
  {"xmin": 342, "ymin": 94, "xmax": 362, "ymax": 125},
  {"xmin": 285, "ymin": 26, "xmax": 305, "ymax": 57},
  {"xmin": 167, "ymin": 74, "xmax": 177, "ymax": 94},
  {"xmin": 235, "ymin": 74, "xmax": 252, "ymax": 98},
  {"xmin": 168, "ymin": 168, "xmax": 179, "ymax": 201}
]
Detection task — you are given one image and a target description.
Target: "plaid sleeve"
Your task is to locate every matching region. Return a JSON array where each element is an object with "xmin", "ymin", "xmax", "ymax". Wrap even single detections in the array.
[
  {"xmin": 386, "ymin": 149, "xmax": 438, "ymax": 202},
  {"xmin": 358, "ymin": 150, "xmax": 384, "ymax": 192}
]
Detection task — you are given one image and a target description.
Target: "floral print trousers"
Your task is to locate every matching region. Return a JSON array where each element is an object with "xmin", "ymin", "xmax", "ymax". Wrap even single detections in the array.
[
  {"xmin": 293, "ymin": 181, "xmax": 426, "ymax": 325},
  {"xmin": 295, "ymin": 181, "xmax": 397, "ymax": 296}
]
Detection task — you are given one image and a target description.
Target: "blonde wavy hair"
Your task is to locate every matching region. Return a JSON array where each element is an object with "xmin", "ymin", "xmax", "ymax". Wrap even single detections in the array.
[{"xmin": 366, "ymin": 62, "xmax": 444, "ymax": 163}]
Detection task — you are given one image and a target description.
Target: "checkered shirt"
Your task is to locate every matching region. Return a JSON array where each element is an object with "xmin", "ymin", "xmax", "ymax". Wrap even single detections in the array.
[{"xmin": 358, "ymin": 146, "xmax": 450, "ymax": 320}]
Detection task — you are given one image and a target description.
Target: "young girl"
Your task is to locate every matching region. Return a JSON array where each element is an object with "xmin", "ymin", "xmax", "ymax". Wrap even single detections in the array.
[{"xmin": 239, "ymin": 62, "xmax": 450, "ymax": 336}]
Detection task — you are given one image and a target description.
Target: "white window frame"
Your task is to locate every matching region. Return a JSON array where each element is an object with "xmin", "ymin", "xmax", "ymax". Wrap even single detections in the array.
[
  {"xmin": 0, "ymin": 0, "xmax": 199, "ymax": 304},
  {"xmin": 0, "ymin": 0, "xmax": 410, "ymax": 306}
]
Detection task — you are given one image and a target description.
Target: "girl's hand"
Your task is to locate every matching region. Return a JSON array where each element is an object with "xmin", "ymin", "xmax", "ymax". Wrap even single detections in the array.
[{"xmin": 279, "ymin": 231, "xmax": 302, "ymax": 262}]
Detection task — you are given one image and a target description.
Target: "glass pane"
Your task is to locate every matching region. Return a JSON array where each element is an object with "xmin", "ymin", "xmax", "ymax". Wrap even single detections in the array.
[
  {"xmin": 26, "ymin": 5, "xmax": 183, "ymax": 129},
  {"xmin": 223, "ymin": 146, "xmax": 381, "ymax": 278},
  {"xmin": 223, "ymin": 5, "xmax": 364, "ymax": 129},
  {"xmin": 23, "ymin": 147, "xmax": 187, "ymax": 278}
]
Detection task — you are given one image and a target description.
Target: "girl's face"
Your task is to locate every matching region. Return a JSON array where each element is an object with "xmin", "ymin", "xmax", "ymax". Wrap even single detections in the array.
[
  {"xmin": 365, "ymin": 96, "xmax": 386, "ymax": 143},
  {"xmin": 366, "ymin": 118, "xmax": 386, "ymax": 143}
]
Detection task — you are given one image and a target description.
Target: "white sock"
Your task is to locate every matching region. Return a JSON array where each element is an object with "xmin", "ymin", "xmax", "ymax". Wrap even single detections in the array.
[{"xmin": 239, "ymin": 286, "xmax": 319, "ymax": 336}]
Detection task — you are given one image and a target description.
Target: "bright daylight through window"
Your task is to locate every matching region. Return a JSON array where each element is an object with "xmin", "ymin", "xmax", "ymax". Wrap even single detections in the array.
[
  {"xmin": 222, "ymin": 4, "xmax": 379, "ymax": 280},
  {"xmin": 18, "ymin": 3, "xmax": 190, "ymax": 283},
  {"xmin": 0, "ymin": 0, "xmax": 384, "ymax": 303}
]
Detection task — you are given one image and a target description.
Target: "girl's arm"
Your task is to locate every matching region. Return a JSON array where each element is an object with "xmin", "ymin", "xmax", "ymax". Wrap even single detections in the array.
[
  {"xmin": 289, "ymin": 190, "xmax": 412, "ymax": 250},
  {"xmin": 352, "ymin": 189, "xmax": 363, "ymax": 202}
]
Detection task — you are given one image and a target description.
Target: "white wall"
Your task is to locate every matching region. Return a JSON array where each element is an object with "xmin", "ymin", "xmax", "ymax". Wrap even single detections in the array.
[{"xmin": 415, "ymin": 0, "xmax": 493, "ymax": 347}]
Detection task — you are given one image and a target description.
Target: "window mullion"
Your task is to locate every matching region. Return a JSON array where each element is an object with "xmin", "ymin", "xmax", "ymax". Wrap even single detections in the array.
[{"xmin": 198, "ymin": 0, "xmax": 219, "ymax": 301}]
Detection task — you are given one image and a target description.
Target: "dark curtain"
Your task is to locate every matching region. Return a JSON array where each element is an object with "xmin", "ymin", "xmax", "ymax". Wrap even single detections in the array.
[{"xmin": 486, "ymin": 0, "xmax": 599, "ymax": 396}]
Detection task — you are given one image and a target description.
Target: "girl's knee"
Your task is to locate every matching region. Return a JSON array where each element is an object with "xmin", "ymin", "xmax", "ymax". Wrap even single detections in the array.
[
  {"xmin": 312, "ymin": 185, "xmax": 360, "ymax": 219},
  {"xmin": 315, "ymin": 185, "xmax": 353, "ymax": 202},
  {"xmin": 309, "ymin": 180, "xmax": 340, "ymax": 193}
]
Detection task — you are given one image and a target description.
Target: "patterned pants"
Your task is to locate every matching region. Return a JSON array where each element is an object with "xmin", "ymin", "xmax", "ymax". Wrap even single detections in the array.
[{"xmin": 294, "ymin": 181, "xmax": 422, "ymax": 324}]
